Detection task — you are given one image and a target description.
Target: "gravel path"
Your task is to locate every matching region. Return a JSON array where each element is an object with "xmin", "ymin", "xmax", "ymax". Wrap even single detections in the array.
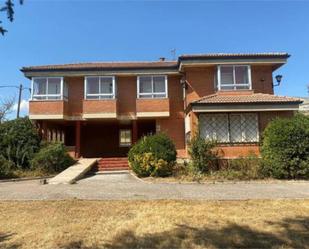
[{"xmin": 0, "ymin": 173, "xmax": 308, "ymax": 200}]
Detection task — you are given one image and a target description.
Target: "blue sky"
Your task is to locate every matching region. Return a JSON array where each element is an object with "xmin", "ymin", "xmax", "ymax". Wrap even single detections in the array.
[{"xmin": 0, "ymin": 0, "xmax": 309, "ymax": 117}]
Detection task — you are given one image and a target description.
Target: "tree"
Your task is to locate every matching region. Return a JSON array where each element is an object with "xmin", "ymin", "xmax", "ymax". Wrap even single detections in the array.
[
  {"xmin": 0, "ymin": 97, "xmax": 14, "ymax": 123},
  {"xmin": 0, "ymin": 0, "xmax": 23, "ymax": 35}
]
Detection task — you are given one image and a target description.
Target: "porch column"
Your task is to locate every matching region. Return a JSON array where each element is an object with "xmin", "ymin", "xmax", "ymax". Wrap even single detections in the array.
[
  {"xmin": 132, "ymin": 120, "xmax": 138, "ymax": 144},
  {"xmin": 75, "ymin": 121, "xmax": 81, "ymax": 158},
  {"xmin": 42, "ymin": 121, "xmax": 48, "ymax": 140}
]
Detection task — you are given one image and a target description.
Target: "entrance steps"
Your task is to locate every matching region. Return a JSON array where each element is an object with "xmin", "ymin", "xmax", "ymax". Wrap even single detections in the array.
[{"xmin": 97, "ymin": 157, "xmax": 129, "ymax": 172}]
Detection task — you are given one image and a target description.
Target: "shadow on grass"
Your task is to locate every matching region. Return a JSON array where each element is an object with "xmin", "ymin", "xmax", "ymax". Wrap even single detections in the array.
[
  {"xmin": 59, "ymin": 216, "xmax": 309, "ymax": 249},
  {"xmin": 0, "ymin": 232, "xmax": 20, "ymax": 249}
]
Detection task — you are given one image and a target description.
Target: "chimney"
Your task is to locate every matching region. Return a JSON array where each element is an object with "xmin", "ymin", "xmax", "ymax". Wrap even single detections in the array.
[{"xmin": 159, "ymin": 57, "xmax": 166, "ymax": 61}]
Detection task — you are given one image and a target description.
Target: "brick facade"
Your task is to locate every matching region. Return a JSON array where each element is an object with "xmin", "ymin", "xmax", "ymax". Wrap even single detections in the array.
[{"xmin": 25, "ymin": 53, "xmax": 300, "ymax": 159}]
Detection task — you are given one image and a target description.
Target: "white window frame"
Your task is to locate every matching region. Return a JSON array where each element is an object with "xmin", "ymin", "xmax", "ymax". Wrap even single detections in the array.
[
  {"xmin": 84, "ymin": 76, "xmax": 116, "ymax": 100},
  {"xmin": 31, "ymin": 77, "xmax": 65, "ymax": 101},
  {"xmin": 217, "ymin": 65, "xmax": 252, "ymax": 90},
  {"xmin": 119, "ymin": 129, "xmax": 132, "ymax": 147},
  {"xmin": 137, "ymin": 75, "xmax": 168, "ymax": 99}
]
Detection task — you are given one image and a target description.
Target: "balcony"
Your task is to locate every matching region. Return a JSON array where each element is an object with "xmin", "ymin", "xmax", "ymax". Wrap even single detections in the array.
[
  {"xmin": 29, "ymin": 100, "xmax": 68, "ymax": 120},
  {"xmin": 82, "ymin": 99, "xmax": 118, "ymax": 119},
  {"xmin": 136, "ymin": 98, "xmax": 170, "ymax": 118}
]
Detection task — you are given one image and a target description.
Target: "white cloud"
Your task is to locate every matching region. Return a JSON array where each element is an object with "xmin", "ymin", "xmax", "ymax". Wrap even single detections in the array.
[{"xmin": 12, "ymin": 99, "xmax": 29, "ymax": 113}]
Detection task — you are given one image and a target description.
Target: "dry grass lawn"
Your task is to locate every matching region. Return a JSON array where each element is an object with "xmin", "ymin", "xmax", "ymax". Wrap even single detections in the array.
[{"xmin": 0, "ymin": 200, "xmax": 308, "ymax": 249}]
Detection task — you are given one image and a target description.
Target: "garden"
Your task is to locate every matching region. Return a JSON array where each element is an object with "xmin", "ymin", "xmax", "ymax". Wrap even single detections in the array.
[
  {"xmin": 128, "ymin": 114, "xmax": 309, "ymax": 181},
  {"xmin": 0, "ymin": 117, "xmax": 75, "ymax": 179}
]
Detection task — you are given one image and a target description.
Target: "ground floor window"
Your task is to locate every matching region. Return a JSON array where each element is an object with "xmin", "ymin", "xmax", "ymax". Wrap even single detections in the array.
[
  {"xmin": 199, "ymin": 113, "xmax": 259, "ymax": 143},
  {"xmin": 119, "ymin": 129, "xmax": 132, "ymax": 147}
]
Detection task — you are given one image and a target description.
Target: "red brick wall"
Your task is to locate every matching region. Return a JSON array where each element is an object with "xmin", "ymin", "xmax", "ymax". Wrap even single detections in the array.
[
  {"xmin": 136, "ymin": 98, "xmax": 170, "ymax": 113},
  {"xmin": 117, "ymin": 76, "xmax": 137, "ymax": 117},
  {"xmin": 183, "ymin": 65, "xmax": 275, "ymax": 106},
  {"xmin": 83, "ymin": 100, "xmax": 117, "ymax": 114},
  {"xmin": 66, "ymin": 76, "xmax": 84, "ymax": 116},
  {"xmin": 156, "ymin": 75, "xmax": 186, "ymax": 157},
  {"xmin": 29, "ymin": 101, "xmax": 67, "ymax": 115}
]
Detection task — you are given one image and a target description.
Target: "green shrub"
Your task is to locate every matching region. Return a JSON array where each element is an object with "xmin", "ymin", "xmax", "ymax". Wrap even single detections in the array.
[
  {"xmin": 212, "ymin": 155, "xmax": 264, "ymax": 180},
  {"xmin": 30, "ymin": 142, "xmax": 76, "ymax": 174},
  {"xmin": 188, "ymin": 135, "xmax": 218, "ymax": 173},
  {"xmin": 261, "ymin": 114, "xmax": 309, "ymax": 179},
  {"xmin": 0, "ymin": 155, "xmax": 15, "ymax": 179},
  {"xmin": 131, "ymin": 152, "xmax": 173, "ymax": 177},
  {"xmin": 0, "ymin": 117, "xmax": 41, "ymax": 169},
  {"xmin": 128, "ymin": 133, "xmax": 176, "ymax": 177}
]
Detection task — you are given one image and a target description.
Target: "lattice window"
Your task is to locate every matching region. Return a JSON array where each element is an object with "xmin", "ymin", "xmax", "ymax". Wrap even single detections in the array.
[
  {"xmin": 199, "ymin": 113, "xmax": 259, "ymax": 143},
  {"xmin": 199, "ymin": 114, "xmax": 229, "ymax": 143}
]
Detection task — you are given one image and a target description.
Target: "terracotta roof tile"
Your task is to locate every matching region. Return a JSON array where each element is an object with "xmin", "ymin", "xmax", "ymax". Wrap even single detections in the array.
[
  {"xmin": 192, "ymin": 93, "xmax": 303, "ymax": 105},
  {"xmin": 179, "ymin": 52, "xmax": 289, "ymax": 59},
  {"xmin": 21, "ymin": 61, "xmax": 178, "ymax": 71}
]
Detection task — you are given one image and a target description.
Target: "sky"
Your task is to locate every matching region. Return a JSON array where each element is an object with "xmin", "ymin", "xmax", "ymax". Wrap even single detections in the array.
[{"xmin": 0, "ymin": 0, "xmax": 309, "ymax": 118}]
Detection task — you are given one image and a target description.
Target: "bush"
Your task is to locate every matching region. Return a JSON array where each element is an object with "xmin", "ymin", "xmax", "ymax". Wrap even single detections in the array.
[
  {"xmin": 188, "ymin": 135, "xmax": 218, "ymax": 173},
  {"xmin": 128, "ymin": 133, "xmax": 177, "ymax": 177},
  {"xmin": 211, "ymin": 155, "xmax": 263, "ymax": 180},
  {"xmin": 261, "ymin": 114, "xmax": 309, "ymax": 179},
  {"xmin": 0, "ymin": 117, "xmax": 41, "ymax": 169},
  {"xmin": 30, "ymin": 142, "xmax": 76, "ymax": 174},
  {"xmin": 0, "ymin": 155, "xmax": 15, "ymax": 179}
]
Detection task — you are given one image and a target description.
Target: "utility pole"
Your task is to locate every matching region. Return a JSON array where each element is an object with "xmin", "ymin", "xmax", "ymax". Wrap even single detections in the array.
[
  {"xmin": 17, "ymin": 84, "xmax": 22, "ymax": 118},
  {"xmin": 0, "ymin": 84, "xmax": 31, "ymax": 119}
]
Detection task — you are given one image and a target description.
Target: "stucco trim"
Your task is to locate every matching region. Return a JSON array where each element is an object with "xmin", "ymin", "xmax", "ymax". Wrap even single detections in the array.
[
  {"xmin": 192, "ymin": 103, "xmax": 300, "ymax": 112},
  {"xmin": 136, "ymin": 111, "xmax": 170, "ymax": 117},
  {"xmin": 82, "ymin": 113, "xmax": 117, "ymax": 119},
  {"xmin": 29, "ymin": 114, "xmax": 65, "ymax": 120}
]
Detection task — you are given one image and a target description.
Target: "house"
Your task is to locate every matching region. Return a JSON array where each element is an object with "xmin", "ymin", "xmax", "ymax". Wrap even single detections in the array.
[
  {"xmin": 21, "ymin": 53, "xmax": 302, "ymax": 161},
  {"xmin": 299, "ymin": 97, "xmax": 309, "ymax": 115}
]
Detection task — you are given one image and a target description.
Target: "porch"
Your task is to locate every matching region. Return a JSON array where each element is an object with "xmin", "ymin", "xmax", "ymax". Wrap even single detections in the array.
[{"xmin": 36, "ymin": 119, "xmax": 156, "ymax": 158}]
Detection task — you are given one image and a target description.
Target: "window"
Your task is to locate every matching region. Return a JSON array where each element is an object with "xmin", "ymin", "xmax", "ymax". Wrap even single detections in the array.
[
  {"xmin": 31, "ymin": 77, "xmax": 66, "ymax": 100},
  {"xmin": 199, "ymin": 113, "xmax": 259, "ymax": 143},
  {"xmin": 119, "ymin": 129, "xmax": 132, "ymax": 147},
  {"xmin": 217, "ymin": 65, "xmax": 251, "ymax": 90},
  {"xmin": 137, "ymin": 75, "xmax": 167, "ymax": 98},
  {"xmin": 85, "ymin": 76, "xmax": 115, "ymax": 99}
]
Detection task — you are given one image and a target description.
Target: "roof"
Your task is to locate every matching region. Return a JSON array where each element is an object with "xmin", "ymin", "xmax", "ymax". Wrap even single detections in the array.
[
  {"xmin": 21, "ymin": 61, "xmax": 178, "ymax": 72},
  {"xmin": 179, "ymin": 52, "xmax": 290, "ymax": 60},
  {"xmin": 21, "ymin": 52, "xmax": 289, "ymax": 73},
  {"xmin": 192, "ymin": 93, "xmax": 303, "ymax": 105}
]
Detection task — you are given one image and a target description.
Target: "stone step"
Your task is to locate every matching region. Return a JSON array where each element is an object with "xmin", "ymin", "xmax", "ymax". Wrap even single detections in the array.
[{"xmin": 96, "ymin": 170, "xmax": 129, "ymax": 175}]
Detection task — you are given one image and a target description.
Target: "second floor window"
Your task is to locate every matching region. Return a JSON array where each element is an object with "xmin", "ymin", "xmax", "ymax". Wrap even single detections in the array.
[
  {"xmin": 137, "ymin": 75, "xmax": 167, "ymax": 98},
  {"xmin": 32, "ymin": 77, "xmax": 67, "ymax": 100},
  {"xmin": 85, "ymin": 76, "xmax": 115, "ymax": 99},
  {"xmin": 217, "ymin": 65, "xmax": 251, "ymax": 90}
]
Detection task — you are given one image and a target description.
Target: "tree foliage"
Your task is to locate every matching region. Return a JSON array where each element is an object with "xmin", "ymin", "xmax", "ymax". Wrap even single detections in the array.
[
  {"xmin": 0, "ymin": 0, "xmax": 23, "ymax": 35},
  {"xmin": 0, "ymin": 97, "xmax": 14, "ymax": 123},
  {"xmin": 0, "ymin": 117, "xmax": 41, "ymax": 168}
]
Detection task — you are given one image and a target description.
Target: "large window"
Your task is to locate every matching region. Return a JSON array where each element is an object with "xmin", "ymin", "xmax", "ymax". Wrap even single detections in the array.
[
  {"xmin": 137, "ymin": 75, "xmax": 167, "ymax": 98},
  {"xmin": 31, "ymin": 77, "xmax": 67, "ymax": 100},
  {"xmin": 217, "ymin": 65, "xmax": 251, "ymax": 90},
  {"xmin": 199, "ymin": 113, "xmax": 259, "ymax": 143},
  {"xmin": 85, "ymin": 76, "xmax": 115, "ymax": 99}
]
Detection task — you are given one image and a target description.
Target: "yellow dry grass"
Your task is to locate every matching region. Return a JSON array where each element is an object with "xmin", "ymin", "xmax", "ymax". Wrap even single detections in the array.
[{"xmin": 0, "ymin": 200, "xmax": 308, "ymax": 249}]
